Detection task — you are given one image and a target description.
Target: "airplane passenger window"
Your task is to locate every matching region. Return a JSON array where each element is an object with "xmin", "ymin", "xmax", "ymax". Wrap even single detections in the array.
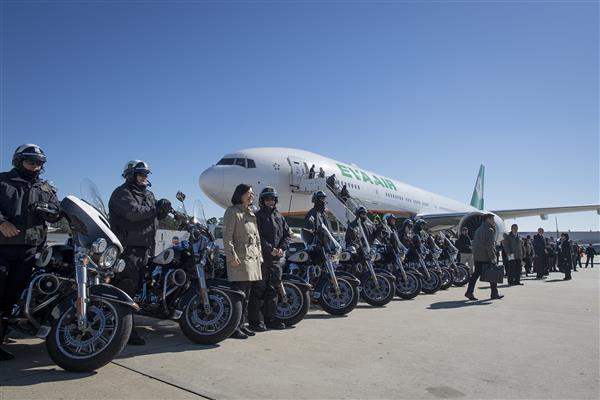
[
  {"xmin": 217, "ymin": 158, "xmax": 235, "ymax": 165},
  {"xmin": 235, "ymin": 158, "xmax": 246, "ymax": 167},
  {"xmin": 247, "ymin": 159, "xmax": 256, "ymax": 168}
]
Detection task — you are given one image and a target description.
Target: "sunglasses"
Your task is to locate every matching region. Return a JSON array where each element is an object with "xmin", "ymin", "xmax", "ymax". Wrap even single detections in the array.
[{"xmin": 24, "ymin": 159, "xmax": 44, "ymax": 167}]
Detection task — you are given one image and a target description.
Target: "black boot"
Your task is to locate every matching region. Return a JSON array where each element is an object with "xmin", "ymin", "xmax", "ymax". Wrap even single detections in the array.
[
  {"xmin": 0, "ymin": 317, "xmax": 14, "ymax": 361},
  {"xmin": 127, "ymin": 328, "xmax": 146, "ymax": 346}
]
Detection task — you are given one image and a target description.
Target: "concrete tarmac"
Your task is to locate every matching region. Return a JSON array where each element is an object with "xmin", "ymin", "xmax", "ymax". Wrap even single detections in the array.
[{"xmin": 1, "ymin": 268, "xmax": 598, "ymax": 400}]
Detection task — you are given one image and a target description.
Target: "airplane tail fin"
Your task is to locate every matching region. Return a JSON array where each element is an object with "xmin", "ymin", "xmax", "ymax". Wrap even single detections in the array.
[{"xmin": 470, "ymin": 164, "xmax": 485, "ymax": 210}]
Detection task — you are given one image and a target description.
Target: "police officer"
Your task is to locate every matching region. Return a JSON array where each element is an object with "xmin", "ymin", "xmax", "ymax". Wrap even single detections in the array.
[
  {"xmin": 304, "ymin": 190, "xmax": 328, "ymax": 232},
  {"xmin": 345, "ymin": 206, "xmax": 375, "ymax": 254},
  {"xmin": 249, "ymin": 187, "xmax": 291, "ymax": 331},
  {"xmin": 108, "ymin": 160, "xmax": 171, "ymax": 345},
  {"xmin": 0, "ymin": 144, "xmax": 61, "ymax": 360}
]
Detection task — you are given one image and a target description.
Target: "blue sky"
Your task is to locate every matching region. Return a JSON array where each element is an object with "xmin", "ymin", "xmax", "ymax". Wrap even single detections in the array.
[{"xmin": 1, "ymin": 1, "xmax": 598, "ymax": 231}]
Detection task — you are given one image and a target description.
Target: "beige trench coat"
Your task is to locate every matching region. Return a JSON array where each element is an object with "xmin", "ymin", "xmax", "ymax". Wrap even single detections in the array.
[{"xmin": 222, "ymin": 204, "xmax": 263, "ymax": 282}]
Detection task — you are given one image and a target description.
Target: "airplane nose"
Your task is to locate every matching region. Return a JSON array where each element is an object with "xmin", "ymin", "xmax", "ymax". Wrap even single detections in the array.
[{"xmin": 199, "ymin": 167, "xmax": 224, "ymax": 199}]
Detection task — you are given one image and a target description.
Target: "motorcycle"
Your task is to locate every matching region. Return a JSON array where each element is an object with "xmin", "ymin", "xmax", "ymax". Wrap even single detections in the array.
[
  {"xmin": 337, "ymin": 221, "xmax": 395, "ymax": 307},
  {"xmin": 422, "ymin": 233, "xmax": 453, "ymax": 291},
  {"xmin": 210, "ymin": 243, "xmax": 311, "ymax": 328},
  {"xmin": 5, "ymin": 186, "xmax": 137, "ymax": 372},
  {"xmin": 285, "ymin": 223, "xmax": 360, "ymax": 316},
  {"xmin": 135, "ymin": 192, "xmax": 244, "ymax": 344},
  {"xmin": 372, "ymin": 234, "xmax": 422, "ymax": 300},
  {"xmin": 437, "ymin": 232, "xmax": 470, "ymax": 287}
]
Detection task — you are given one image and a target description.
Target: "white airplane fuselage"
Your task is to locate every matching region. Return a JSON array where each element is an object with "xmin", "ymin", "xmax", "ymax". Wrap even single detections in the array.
[{"xmin": 199, "ymin": 147, "xmax": 478, "ymax": 217}]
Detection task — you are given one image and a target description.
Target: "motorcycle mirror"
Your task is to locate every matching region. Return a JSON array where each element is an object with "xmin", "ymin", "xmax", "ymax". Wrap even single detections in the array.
[{"xmin": 176, "ymin": 191, "xmax": 186, "ymax": 203}]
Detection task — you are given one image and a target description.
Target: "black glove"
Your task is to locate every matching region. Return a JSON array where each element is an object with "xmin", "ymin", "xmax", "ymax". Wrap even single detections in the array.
[
  {"xmin": 156, "ymin": 199, "xmax": 173, "ymax": 220},
  {"xmin": 30, "ymin": 202, "xmax": 61, "ymax": 223}
]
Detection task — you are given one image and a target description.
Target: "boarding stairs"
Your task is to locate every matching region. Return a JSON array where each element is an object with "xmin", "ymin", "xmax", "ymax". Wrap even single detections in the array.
[{"xmin": 292, "ymin": 176, "xmax": 370, "ymax": 230}]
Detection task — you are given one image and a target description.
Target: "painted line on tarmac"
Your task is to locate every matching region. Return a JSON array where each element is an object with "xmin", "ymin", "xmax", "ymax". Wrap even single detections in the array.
[{"xmin": 110, "ymin": 360, "xmax": 217, "ymax": 400}]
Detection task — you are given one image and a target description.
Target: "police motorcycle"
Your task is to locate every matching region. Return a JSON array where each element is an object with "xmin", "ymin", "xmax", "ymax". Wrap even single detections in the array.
[
  {"xmin": 421, "ymin": 233, "xmax": 453, "ymax": 291},
  {"xmin": 337, "ymin": 221, "xmax": 396, "ymax": 307},
  {"xmin": 436, "ymin": 232, "xmax": 470, "ymax": 287},
  {"xmin": 285, "ymin": 222, "xmax": 360, "ymax": 316},
  {"xmin": 371, "ymin": 224, "xmax": 422, "ymax": 300},
  {"xmin": 136, "ymin": 192, "xmax": 243, "ymax": 344},
  {"xmin": 6, "ymin": 183, "xmax": 137, "ymax": 372},
  {"xmin": 211, "ymin": 251, "xmax": 311, "ymax": 328}
]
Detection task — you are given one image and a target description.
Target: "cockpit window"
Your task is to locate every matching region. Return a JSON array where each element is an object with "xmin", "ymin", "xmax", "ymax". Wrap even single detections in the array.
[
  {"xmin": 217, "ymin": 157, "xmax": 256, "ymax": 168},
  {"xmin": 217, "ymin": 158, "xmax": 235, "ymax": 165}
]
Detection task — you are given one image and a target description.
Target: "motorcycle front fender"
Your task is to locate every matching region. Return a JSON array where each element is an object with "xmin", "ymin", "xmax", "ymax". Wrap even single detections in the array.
[
  {"xmin": 205, "ymin": 278, "xmax": 246, "ymax": 301},
  {"xmin": 281, "ymin": 273, "xmax": 312, "ymax": 291},
  {"xmin": 373, "ymin": 269, "xmax": 396, "ymax": 281},
  {"xmin": 334, "ymin": 270, "xmax": 361, "ymax": 286},
  {"xmin": 89, "ymin": 284, "xmax": 140, "ymax": 311}
]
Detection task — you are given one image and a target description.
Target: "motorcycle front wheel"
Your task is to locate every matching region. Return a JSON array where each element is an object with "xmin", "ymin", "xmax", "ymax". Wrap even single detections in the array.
[
  {"xmin": 439, "ymin": 268, "xmax": 454, "ymax": 290},
  {"xmin": 452, "ymin": 264, "xmax": 470, "ymax": 287},
  {"xmin": 361, "ymin": 274, "xmax": 395, "ymax": 307},
  {"xmin": 395, "ymin": 271, "xmax": 421, "ymax": 299},
  {"xmin": 273, "ymin": 281, "xmax": 310, "ymax": 327},
  {"xmin": 420, "ymin": 270, "xmax": 441, "ymax": 294},
  {"xmin": 46, "ymin": 298, "xmax": 132, "ymax": 372},
  {"xmin": 179, "ymin": 289, "xmax": 242, "ymax": 345},
  {"xmin": 318, "ymin": 278, "xmax": 359, "ymax": 316}
]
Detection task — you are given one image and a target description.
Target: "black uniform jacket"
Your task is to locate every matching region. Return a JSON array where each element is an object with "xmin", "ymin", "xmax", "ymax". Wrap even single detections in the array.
[
  {"xmin": 0, "ymin": 169, "xmax": 60, "ymax": 246},
  {"xmin": 109, "ymin": 182, "xmax": 158, "ymax": 248}
]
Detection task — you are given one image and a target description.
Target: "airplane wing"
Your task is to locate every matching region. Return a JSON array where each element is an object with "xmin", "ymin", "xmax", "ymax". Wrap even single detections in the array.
[
  {"xmin": 417, "ymin": 204, "xmax": 600, "ymax": 231},
  {"xmin": 491, "ymin": 204, "xmax": 600, "ymax": 220}
]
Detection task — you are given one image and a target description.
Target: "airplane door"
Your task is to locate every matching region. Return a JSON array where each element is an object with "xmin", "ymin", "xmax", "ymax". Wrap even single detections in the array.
[{"xmin": 287, "ymin": 156, "xmax": 307, "ymax": 188}]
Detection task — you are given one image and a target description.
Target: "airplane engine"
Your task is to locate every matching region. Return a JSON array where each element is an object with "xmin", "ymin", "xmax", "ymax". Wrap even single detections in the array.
[{"xmin": 457, "ymin": 212, "xmax": 506, "ymax": 243}]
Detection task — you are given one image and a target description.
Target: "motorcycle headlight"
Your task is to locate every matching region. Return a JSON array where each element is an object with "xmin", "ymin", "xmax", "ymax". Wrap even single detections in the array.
[
  {"xmin": 91, "ymin": 238, "xmax": 108, "ymax": 254},
  {"xmin": 99, "ymin": 245, "xmax": 119, "ymax": 269},
  {"xmin": 114, "ymin": 259, "xmax": 126, "ymax": 273}
]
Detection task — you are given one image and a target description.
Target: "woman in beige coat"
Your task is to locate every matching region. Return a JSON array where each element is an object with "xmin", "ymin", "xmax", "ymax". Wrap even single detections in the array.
[{"xmin": 223, "ymin": 184, "xmax": 262, "ymax": 339}]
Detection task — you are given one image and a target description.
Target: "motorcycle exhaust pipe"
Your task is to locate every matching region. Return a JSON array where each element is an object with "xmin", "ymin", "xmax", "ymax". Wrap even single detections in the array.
[{"xmin": 36, "ymin": 274, "xmax": 61, "ymax": 295}]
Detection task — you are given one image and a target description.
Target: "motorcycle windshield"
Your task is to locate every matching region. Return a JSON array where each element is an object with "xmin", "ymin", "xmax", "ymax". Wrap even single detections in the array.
[
  {"xmin": 192, "ymin": 200, "xmax": 208, "ymax": 227},
  {"xmin": 59, "ymin": 179, "xmax": 123, "ymax": 251}
]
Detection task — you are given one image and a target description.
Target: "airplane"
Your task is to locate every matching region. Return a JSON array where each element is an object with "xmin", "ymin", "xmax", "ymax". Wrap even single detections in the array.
[{"xmin": 199, "ymin": 147, "xmax": 600, "ymax": 240}]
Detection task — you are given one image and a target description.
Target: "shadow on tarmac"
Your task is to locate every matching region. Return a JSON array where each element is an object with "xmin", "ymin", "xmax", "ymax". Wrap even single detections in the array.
[
  {"xmin": 427, "ymin": 299, "xmax": 492, "ymax": 310},
  {"xmin": 0, "ymin": 317, "xmax": 219, "ymax": 386}
]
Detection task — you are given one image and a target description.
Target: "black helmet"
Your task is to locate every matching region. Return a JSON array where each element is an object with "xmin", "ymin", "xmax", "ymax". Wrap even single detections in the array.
[
  {"xmin": 12, "ymin": 144, "xmax": 46, "ymax": 168},
  {"xmin": 259, "ymin": 186, "xmax": 278, "ymax": 205},
  {"xmin": 383, "ymin": 213, "xmax": 397, "ymax": 223},
  {"xmin": 356, "ymin": 206, "xmax": 368, "ymax": 215},
  {"xmin": 402, "ymin": 219, "xmax": 414, "ymax": 229},
  {"xmin": 311, "ymin": 190, "xmax": 327, "ymax": 203},
  {"xmin": 122, "ymin": 160, "xmax": 151, "ymax": 181},
  {"xmin": 414, "ymin": 218, "xmax": 428, "ymax": 232}
]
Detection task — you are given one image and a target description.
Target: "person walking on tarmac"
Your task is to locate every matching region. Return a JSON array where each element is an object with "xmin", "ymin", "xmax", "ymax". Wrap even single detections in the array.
[
  {"xmin": 585, "ymin": 243, "xmax": 596, "ymax": 268},
  {"xmin": 465, "ymin": 213, "xmax": 504, "ymax": 301},
  {"xmin": 250, "ymin": 187, "xmax": 291, "ymax": 331},
  {"xmin": 502, "ymin": 224, "xmax": 524, "ymax": 286},
  {"xmin": 533, "ymin": 228, "xmax": 547, "ymax": 279},
  {"xmin": 304, "ymin": 191, "xmax": 328, "ymax": 232},
  {"xmin": 0, "ymin": 144, "xmax": 61, "ymax": 361},
  {"xmin": 109, "ymin": 160, "xmax": 172, "ymax": 345},
  {"xmin": 558, "ymin": 233, "xmax": 573, "ymax": 280}
]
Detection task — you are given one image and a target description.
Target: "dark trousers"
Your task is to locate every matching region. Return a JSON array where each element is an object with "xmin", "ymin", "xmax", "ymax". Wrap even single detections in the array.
[
  {"xmin": 575, "ymin": 257, "xmax": 582, "ymax": 269},
  {"xmin": 233, "ymin": 281, "xmax": 258, "ymax": 329},
  {"xmin": 0, "ymin": 246, "xmax": 37, "ymax": 315},
  {"xmin": 507, "ymin": 259, "xmax": 522, "ymax": 284},
  {"xmin": 524, "ymin": 257, "xmax": 532, "ymax": 274},
  {"xmin": 585, "ymin": 256, "xmax": 594, "ymax": 268},
  {"xmin": 248, "ymin": 261, "xmax": 282, "ymax": 325},
  {"xmin": 466, "ymin": 261, "xmax": 498, "ymax": 297},
  {"xmin": 113, "ymin": 246, "xmax": 149, "ymax": 297},
  {"xmin": 534, "ymin": 255, "xmax": 546, "ymax": 278}
]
